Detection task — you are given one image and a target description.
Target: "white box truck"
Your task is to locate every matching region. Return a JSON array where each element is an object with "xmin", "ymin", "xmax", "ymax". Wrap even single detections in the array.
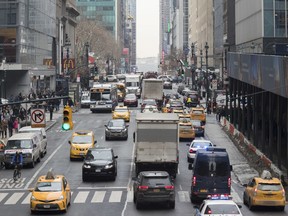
[
  {"xmin": 133, "ymin": 113, "xmax": 179, "ymax": 178},
  {"xmin": 141, "ymin": 79, "xmax": 163, "ymax": 100}
]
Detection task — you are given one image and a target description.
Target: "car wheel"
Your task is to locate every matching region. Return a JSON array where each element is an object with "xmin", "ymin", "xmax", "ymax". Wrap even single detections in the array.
[
  {"xmin": 243, "ymin": 193, "xmax": 247, "ymax": 205},
  {"xmin": 62, "ymin": 200, "xmax": 68, "ymax": 213},
  {"xmin": 190, "ymin": 194, "xmax": 198, "ymax": 203},
  {"xmin": 248, "ymin": 198, "xmax": 254, "ymax": 211},
  {"xmin": 40, "ymin": 151, "xmax": 45, "ymax": 158},
  {"xmin": 82, "ymin": 175, "xmax": 88, "ymax": 182},
  {"xmin": 111, "ymin": 175, "xmax": 116, "ymax": 181},
  {"xmin": 37, "ymin": 156, "xmax": 41, "ymax": 163},
  {"xmin": 124, "ymin": 136, "xmax": 128, "ymax": 140},
  {"xmin": 105, "ymin": 136, "xmax": 109, "ymax": 141},
  {"xmin": 30, "ymin": 210, "xmax": 36, "ymax": 214},
  {"xmin": 136, "ymin": 200, "xmax": 142, "ymax": 209},
  {"xmin": 169, "ymin": 200, "xmax": 175, "ymax": 209}
]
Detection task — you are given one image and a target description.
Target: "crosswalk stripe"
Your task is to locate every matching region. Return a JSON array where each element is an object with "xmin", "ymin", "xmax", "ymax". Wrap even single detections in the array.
[
  {"xmin": 21, "ymin": 193, "xmax": 31, "ymax": 204},
  {"xmin": 109, "ymin": 191, "xmax": 122, "ymax": 203},
  {"xmin": 0, "ymin": 193, "xmax": 8, "ymax": 203},
  {"xmin": 126, "ymin": 191, "xmax": 133, "ymax": 202},
  {"xmin": 4, "ymin": 192, "xmax": 24, "ymax": 205},
  {"xmin": 91, "ymin": 191, "xmax": 106, "ymax": 203},
  {"xmin": 178, "ymin": 191, "xmax": 190, "ymax": 202},
  {"xmin": 73, "ymin": 191, "xmax": 89, "ymax": 203}
]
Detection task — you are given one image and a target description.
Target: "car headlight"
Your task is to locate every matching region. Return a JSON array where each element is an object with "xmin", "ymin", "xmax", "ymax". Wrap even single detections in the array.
[
  {"xmin": 104, "ymin": 164, "xmax": 113, "ymax": 169},
  {"xmin": 83, "ymin": 164, "xmax": 91, "ymax": 168},
  {"xmin": 57, "ymin": 195, "xmax": 64, "ymax": 200},
  {"xmin": 105, "ymin": 128, "xmax": 110, "ymax": 132},
  {"xmin": 31, "ymin": 195, "xmax": 37, "ymax": 201},
  {"xmin": 122, "ymin": 128, "xmax": 127, "ymax": 132},
  {"xmin": 71, "ymin": 146, "xmax": 77, "ymax": 151}
]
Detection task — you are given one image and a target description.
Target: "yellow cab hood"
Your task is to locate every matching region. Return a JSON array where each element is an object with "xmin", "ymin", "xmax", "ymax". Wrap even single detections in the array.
[
  {"xmin": 33, "ymin": 191, "xmax": 63, "ymax": 201},
  {"xmin": 72, "ymin": 143, "xmax": 93, "ymax": 148}
]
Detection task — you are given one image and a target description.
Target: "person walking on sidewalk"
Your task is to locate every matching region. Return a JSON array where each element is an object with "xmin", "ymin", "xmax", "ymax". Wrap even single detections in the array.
[
  {"xmin": 8, "ymin": 117, "xmax": 14, "ymax": 137},
  {"xmin": 13, "ymin": 118, "xmax": 19, "ymax": 133},
  {"xmin": 1, "ymin": 119, "xmax": 8, "ymax": 138}
]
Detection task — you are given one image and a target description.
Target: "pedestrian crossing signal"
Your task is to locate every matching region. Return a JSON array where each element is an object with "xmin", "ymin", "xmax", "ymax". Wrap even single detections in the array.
[{"xmin": 62, "ymin": 106, "xmax": 73, "ymax": 130}]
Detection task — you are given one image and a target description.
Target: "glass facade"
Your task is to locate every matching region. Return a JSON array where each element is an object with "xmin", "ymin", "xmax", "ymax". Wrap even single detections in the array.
[
  {"xmin": 76, "ymin": 0, "xmax": 116, "ymax": 35},
  {"xmin": 0, "ymin": 0, "xmax": 56, "ymax": 64},
  {"xmin": 264, "ymin": 0, "xmax": 287, "ymax": 37}
]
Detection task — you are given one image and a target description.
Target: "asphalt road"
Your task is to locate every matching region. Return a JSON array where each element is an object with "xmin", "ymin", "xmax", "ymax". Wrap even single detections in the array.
[{"xmin": 0, "ymin": 85, "xmax": 287, "ymax": 216}]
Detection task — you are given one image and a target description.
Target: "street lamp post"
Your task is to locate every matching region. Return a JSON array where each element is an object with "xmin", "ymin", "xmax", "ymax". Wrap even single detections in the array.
[
  {"xmin": 65, "ymin": 35, "xmax": 71, "ymax": 76},
  {"xmin": 191, "ymin": 43, "xmax": 195, "ymax": 89},
  {"xmin": 204, "ymin": 42, "xmax": 209, "ymax": 109}
]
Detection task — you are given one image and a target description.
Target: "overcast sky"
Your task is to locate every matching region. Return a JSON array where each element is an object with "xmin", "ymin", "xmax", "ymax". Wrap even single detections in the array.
[{"xmin": 136, "ymin": 0, "xmax": 159, "ymax": 58}]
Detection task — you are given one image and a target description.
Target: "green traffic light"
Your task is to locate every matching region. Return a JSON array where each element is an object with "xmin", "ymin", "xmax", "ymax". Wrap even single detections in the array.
[{"xmin": 62, "ymin": 123, "xmax": 70, "ymax": 130}]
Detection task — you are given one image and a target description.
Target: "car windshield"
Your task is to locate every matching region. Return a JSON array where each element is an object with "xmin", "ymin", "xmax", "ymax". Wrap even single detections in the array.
[
  {"xmin": 204, "ymin": 204, "xmax": 240, "ymax": 214},
  {"xmin": 257, "ymin": 183, "xmax": 282, "ymax": 191},
  {"xmin": 192, "ymin": 142, "xmax": 212, "ymax": 148},
  {"xmin": 126, "ymin": 94, "xmax": 136, "ymax": 99},
  {"xmin": 142, "ymin": 176, "xmax": 171, "ymax": 187},
  {"xmin": 35, "ymin": 182, "xmax": 62, "ymax": 192},
  {"xmin": 108, "ymin": 121, "xmax": 124, "ymax": 127},
  {"xmin": 115, "ymin": 108, "xmax": 128, "ymax": 112},
  {"xmin": 192, "ymin": 110, "xmax": 204, "ymax": 114},
  {"xmin": 6, "ymin": 140, "xmax": 32, "ymax": 149},
  {"xmin": 72, "ymin": 135, "xmax": 92, "ymax": 144},
  {"xmin": 90, "ymin": 92, "xmax": 110, "ymax": 101},
  {"xmin": 86, "ymin": 150, "xmax": 112, "ymax": 160}
]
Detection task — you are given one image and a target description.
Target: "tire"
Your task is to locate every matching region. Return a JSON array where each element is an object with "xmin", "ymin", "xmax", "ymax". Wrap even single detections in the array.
[
  {"xmin": 37, "ymin": 155, "xmax": 41, "ymax": 163},
  {"xmin": 82, "ymin": 175, "xmax": 88, "ymax": 182},
  {"xmin": 13, "ymin": 169, "xmax": 18, "ymax": 181},
  {"xmin": 40, "ymin": 151, "xmax": 44, "ymax": 158},
  {"xmin": 278, "ymin": 206, "xmax": 285, "ymax": 211},
  {"xmin": 111, "ymin": 175, "xmax": 116, "ymax": 181},
  {"xmin": 243, "ymin": 193, "xmax": 247, "ymax": 205},
  {"xmin": 30, "ymin": 210, "xmax": 36, "ymax": 214},
  {"xmin": 133, "ymin": 194, "xmax": 136, "ymax": 203},
  {"xmin": 136, "ymin": 200, "xmax": 142, "ymax": 210},
  {"xmin": 248, "ymin": 198, "xmax": 254, "ymax": 211},
  {"xmin": 190, "ymin": 194, "xmax": 198, "ymax": 203},
  {"xmin": 105, "ymin": 136, "xmax": 109, "ymax": 141},
  {"xmin": 169, "ymin": 200, "xmax": 175, "ymax": 209},
  {"xmin": 30, "ymin": 159, "xmax": 35, "ymax": 168},
  {"xmin": 124, "ymin": 136, "xmax": 128, "ymax": 141}
]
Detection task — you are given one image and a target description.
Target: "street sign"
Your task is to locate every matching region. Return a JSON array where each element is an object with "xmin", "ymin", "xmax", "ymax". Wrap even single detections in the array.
[
  {"xmin": 31, "ymin": 109, "xmax": 46, "ymax": 128},
  {"xmin": 211, "ymin": 79, "xmax": 218, "ymax": 90}
]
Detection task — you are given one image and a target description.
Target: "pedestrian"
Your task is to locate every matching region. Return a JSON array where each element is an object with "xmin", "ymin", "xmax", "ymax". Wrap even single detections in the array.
[
  {"xmin": 1, "ymin": 119, "xmax": 8, "ymax": 138},
  {"xmin": 49, "ymin": 103, "xmax": 54, "ymax": 121},
  {"xmin": 13, "ymin": 118, "xmax": 19, "ymax": 133},
  {"xmin": 0, "ymin": 120, "xmax": 3, "ymax": 139},
  {"xmin": 8, "ymin": 117, "xmax": 14, "ymax": 137}
]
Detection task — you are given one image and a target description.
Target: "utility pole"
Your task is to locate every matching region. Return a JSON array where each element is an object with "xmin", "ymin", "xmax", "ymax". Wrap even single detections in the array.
[{"xmin": 205, "ymin": 42, "xmax": 209, "ymax": 109}]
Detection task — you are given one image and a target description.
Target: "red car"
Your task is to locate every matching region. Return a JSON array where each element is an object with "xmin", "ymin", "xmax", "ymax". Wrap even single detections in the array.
[{"xmin": 123, "ymin": 94, "xmax": 138, "ymax": 107}]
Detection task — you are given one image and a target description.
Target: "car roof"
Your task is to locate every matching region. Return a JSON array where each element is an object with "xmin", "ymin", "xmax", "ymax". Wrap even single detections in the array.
[
  {"xmin": 8, "ymin": 133, "xmax": 38, "ymax": 140},
  {"xmin": 73, "ymin": 130, "xmax": 94, "ymax": 136},
  {"xmin": 254, "ymin": 177, "xmax": 282, "ymax": 184},
  {"xmin": 38, "ymin": 175, "xmax": 63, "ymax": 183},
  {"xmin": 192, "ymin": 139, "xmax": 212, "ymax": 143}
]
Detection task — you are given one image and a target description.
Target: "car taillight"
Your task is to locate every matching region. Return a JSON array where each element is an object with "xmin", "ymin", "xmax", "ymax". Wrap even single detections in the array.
[
  {"xmin": 189, "ymin": 149, "xmax": 196, "ymax": 153},
  {"xmin": 228, "ymin": 177, "xmax": 231, "ymax": 187},
  {"xmin": 138, "ymin": 185, "xmax": 149, "ymax": 191},
  {"xmin": 253, "ymin": 188, "xmax": 257, "ymax": 196},
  {"xmin": 165, "ymin": 185, "xmax": 174, "ymax": 190},
  {"xmin": 192, "ymin": 176, "xmax": 196, "ymax": 186}
]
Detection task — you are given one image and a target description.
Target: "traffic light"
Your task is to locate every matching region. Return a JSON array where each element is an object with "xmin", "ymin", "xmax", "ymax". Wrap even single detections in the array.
[{"xmin": 62, "ymin": 106, "xmax": 73, "ymax": 130}]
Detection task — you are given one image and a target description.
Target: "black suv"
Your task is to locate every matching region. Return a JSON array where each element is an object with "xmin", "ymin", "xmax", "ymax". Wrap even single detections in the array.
[
  {"xmin": 82, "ymin": 148, "xmax": 118, "ymax": 181},
  {"xmin": 105, "ymin": 119, "xmax": 129, "ymax": 140},
  {"xmin": 132, "ymin": 171, "xmax": 175, "ymax": 209}
]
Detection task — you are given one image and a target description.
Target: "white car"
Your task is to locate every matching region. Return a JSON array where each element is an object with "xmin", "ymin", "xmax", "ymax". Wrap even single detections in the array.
[
  {"xmin": 142, "ymin": 105, "xmax": 159, "ymax": 113},
  {"xmin": 106, "ymin": 75, "xmax": 117, "ymax": 82},
  {"xmin": 194, "ymin": 196, "xmax": 243, "ymax": 216},
  {"xmin": 186, "ymin": 139, "xmax": 214, "ymax": 162}
]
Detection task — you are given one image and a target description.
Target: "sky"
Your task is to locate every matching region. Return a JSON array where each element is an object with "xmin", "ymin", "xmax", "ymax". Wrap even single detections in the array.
[{"xmin": 136, "ymin": 0, "xmax": 159, "ymax": 58}]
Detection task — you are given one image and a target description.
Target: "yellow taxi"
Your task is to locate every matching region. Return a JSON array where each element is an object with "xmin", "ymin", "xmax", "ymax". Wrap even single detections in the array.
[
  {"xmin": 116, "ymin": 83, "xmax": 126, "ymax": 102},
  {"xmin": 179, "ymin": 118, "xmax": 195, "ymax": 140},
  {"xmin": 178, "ymin": 113, "xmax": 191, "ymax": 123},
  {"xmin": 112, "ymin": 105, "xmax": 130, "ymax": 122},
  {"xmin": 243, "ymin": 171, "xmax": 286, "ymax": 211},
  {"xmin": 190, "ymin": 107, "xmax": 206, "ymax": 123},
  {"xmin": 69, "ymin": 130, "xmax": 96, "ymax": 160},
  {"xmin": 29, "ymin": 169, "xmax": 71, "ymax": 213}
]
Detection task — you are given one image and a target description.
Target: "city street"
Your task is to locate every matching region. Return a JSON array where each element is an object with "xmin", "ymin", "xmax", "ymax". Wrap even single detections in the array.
[{"xmin": 0, "ymin": 86, "xmax": 287, "ymax": 216}]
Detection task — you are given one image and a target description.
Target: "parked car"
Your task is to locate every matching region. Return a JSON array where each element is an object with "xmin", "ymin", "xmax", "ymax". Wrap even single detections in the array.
[
  {"xmin": 105, "ymin": 119, "xmax": 129, "ymax": 140},
  {"xmin": 123, "ymin": 93, "xmax": 138, "ymax": 107},
  {"xmin": 133, "ymin": 171, "xmax": 175, "ymax": 209},
  {"xmin": 82, "ymin": 147, "xmax": 118, "ymax": 181}
]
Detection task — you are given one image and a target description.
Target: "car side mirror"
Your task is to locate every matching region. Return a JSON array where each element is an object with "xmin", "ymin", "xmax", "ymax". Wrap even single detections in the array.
[
  {"xmin": 186, "ymin": 143, "xmax": 190, "ymax": 146},
  {"xmin": 114, "ymin": 155, "xmax": 118, "ymax": 159},
  {"xmin": 43, "ymin": 135, "xmax": 47, "ymax": 139},
  {"xmin": 68, "ymin": 141, "xmax": 71, "ymax": 144},
  {"xmin": 188, "ymin": 163, "xmax": 193, "ymax": 170},
  {"xmin": 237, "ymin": 204, "xmax": 242, "ymax": 208},
  {"xmin": 213, "ymin": 144, "xmax": 217, "ymax": 147},
  {"xmin": 230, "ymin": 165, "xmax": 233, "ymax": 171}
]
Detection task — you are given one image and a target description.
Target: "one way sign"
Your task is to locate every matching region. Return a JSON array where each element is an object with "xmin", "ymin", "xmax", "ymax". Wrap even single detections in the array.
[{"xmin": 31, "ymin": 108, "xmax": 46, "ymax": 128}]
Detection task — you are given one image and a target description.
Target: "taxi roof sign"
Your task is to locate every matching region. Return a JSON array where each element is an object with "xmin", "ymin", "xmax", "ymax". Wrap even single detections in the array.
[{"xmin": 45, "ymin": 168, "xmax": 55, "ymax": 180}]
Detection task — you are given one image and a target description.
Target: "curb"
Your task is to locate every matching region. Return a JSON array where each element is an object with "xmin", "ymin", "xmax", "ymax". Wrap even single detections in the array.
[
  {"xmin": 220, "ymin": 117, "xmax": 283, "ymax": 178},
  {"xmin": 45, "ymin": 120, "xmax": 58, "ymax": 131}
]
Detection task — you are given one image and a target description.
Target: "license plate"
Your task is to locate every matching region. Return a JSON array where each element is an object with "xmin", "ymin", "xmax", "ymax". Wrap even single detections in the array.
[
  {"xmin": 200, "ymin": 189, "xmax": 207, "ymax": 193},
  {"xmin": 95, "ymin": 169, "xmax": 101, "ymax": 172},
  {"xmin": 43, "ymin": 205, "xmax": 50, "ymax": 209},
  {"xmin": 153, "ymin": 189, "xmax": 160, "ymax": 192},
  {"xmin": 79, "ymin": 153, "xmax": 85, "ymax": 156}
]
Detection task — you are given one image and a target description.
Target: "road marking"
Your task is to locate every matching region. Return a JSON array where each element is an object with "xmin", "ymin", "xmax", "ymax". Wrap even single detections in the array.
[
  {"xmin": 0, "ymin": 193, "xmax": 8, "ymax": 202},
  {"xmin": 4, "ymin": 192, "xmax": 24, "ymax": 204},
  {"xmin": 109, "ymin": 191, "xmax": 122, "ymax": 202},
  {"xmin": 126, "ymin": 191, "xmax": 133, "ymax": 202},
  {"xmin": 91, "ymin": 191, "xmax": 106, "ymax": 203},
  {"xmin": 179, "ymin": 185, "xmax": 182, "ymax": 190},
  {"xmin": 21, "ymin": 193, "xmax": 31, "ymax": 204},
  {"xmin": 231, "ymin": 187, "xmax": 242, "ymax": 203},
  {"xmin": 178, "ymin": 191, "xmax": 190, "ymax": 202},
  {"xmin": 73, "ymin": 191, "xmax": 89, "ymax": 203},
  {"xmin": 77, "ymin": 186, "xmax": 127, "ymax": 190},
  {"xmin": 178, "ymin": 167, "xmax": 180, "ymax": 174}
]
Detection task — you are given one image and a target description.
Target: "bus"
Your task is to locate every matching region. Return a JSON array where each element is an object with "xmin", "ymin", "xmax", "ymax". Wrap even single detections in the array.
[{"xmin": 90, "ymin": 83, "xmax": 118, "ymax": 113}]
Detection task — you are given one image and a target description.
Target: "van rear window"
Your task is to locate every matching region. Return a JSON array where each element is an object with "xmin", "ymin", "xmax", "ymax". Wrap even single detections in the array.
[{"xmin": 194, "ymin": 156, "xmax": 230, "ymax": 177}]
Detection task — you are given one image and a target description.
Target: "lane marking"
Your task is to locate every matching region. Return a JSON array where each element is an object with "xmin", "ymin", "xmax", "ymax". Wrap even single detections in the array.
[
  {"xmin": 0, "ymin": 193, "xmax": 8, "ymax": 202},
  {"xmin": 91, "ymin": 191, "xmax": 106, "ymax": 203},
  {"xmin": 109, "ymin": 191, "xmax": 122, "ymax": 203},
  {"xmin": 4, "ymin": 192, "xmax": 24, "ymax": 205},
  {"xmin": 21, "ymin": 193, "xmax": 31, "ymax": 204},
  {"xmin": 126, "ymin": 190, "xmax": 133, "ymax": 202},
  {"xmin": 73, "ymin": 191, "xmax": 89, "ymax": 203},
  {"xmin": 178, "ymin": 191, "xmax": 190, "ymax": 202},
  {"xmin": 179, "ymin": 184, "xmax": 182, "ymax": 190},
  {"xmin": 77, "ymin": 186, "xmax": 127, "ymax": 190}
]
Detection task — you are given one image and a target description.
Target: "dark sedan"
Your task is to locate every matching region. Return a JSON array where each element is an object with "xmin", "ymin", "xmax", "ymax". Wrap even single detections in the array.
[
  {"xmin": 105, "ymin": 119, "xmax": 129, "ymax": 140},
  {"xmin": 163, "ymin": 80, "xmax": 172, "ymax": 89},
  {"xmin": 123, "ymin": 93, "xmax": 138, "ymax": 107},
  {"xmin": 82, "ymin": 147, "xmax": 118, "ymax": 181},
  {"xmin": 191, "ymin": 119, "xmax": 205, "ymax": 137}
]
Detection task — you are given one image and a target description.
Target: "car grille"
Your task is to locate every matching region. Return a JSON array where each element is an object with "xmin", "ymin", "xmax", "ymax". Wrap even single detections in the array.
[
  {"xmin": 110, "ymin": 129, "xmax": 122, "ymax": 133},
  {"xmin": 76, "ymin": 148, "xmax": 88, "ymax": 151},
  {"xmin": 38, "ymin": 199, "xmax": 58, "ymax": 203}
]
